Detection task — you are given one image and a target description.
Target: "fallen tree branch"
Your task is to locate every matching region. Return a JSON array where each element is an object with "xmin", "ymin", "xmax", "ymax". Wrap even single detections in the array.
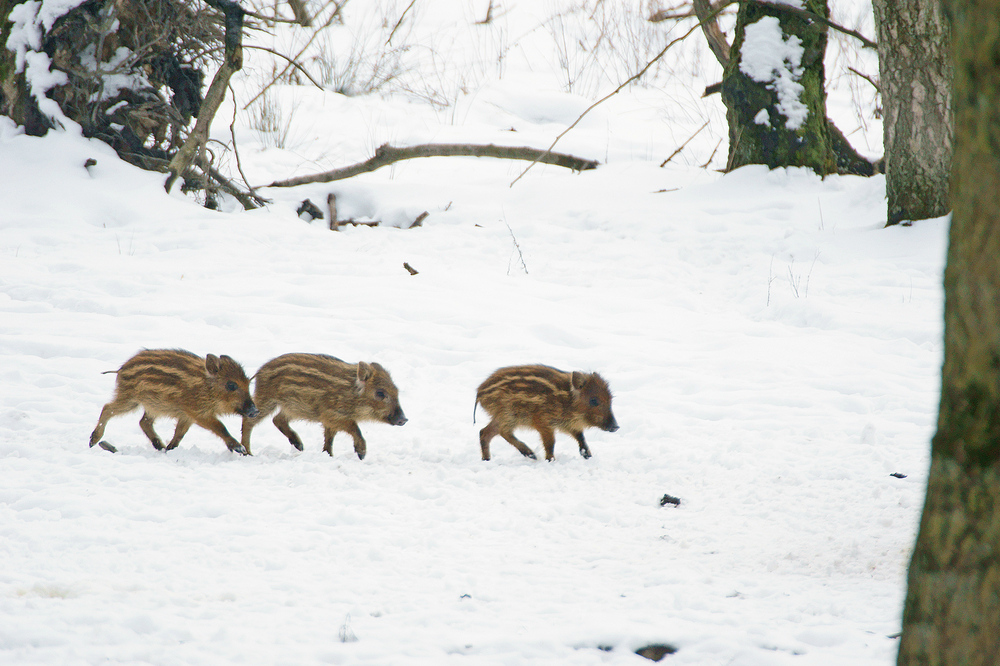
[{"xmin": 264, "ymin": 143, "xmax": 599, "ymax": 188}]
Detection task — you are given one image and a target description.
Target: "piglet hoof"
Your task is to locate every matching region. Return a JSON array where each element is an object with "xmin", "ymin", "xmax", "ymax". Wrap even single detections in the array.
[
  {"xmin": 98, "ymin": 440, "xmax": 118, "ymax": 453},
  {"xmin": 579, "ymin": 448, "xmax": 592, "ymax": 459},
  {"xmin": 290, "ymin": 440, "xmax": 304, "ymax": 452},
  {"xmin": 522, "ymin": 451, "xmax": 537, "ymax": 460},
  {"xmin": 230, "ymin": 443, "xmax": 248, "ymax": 456}
]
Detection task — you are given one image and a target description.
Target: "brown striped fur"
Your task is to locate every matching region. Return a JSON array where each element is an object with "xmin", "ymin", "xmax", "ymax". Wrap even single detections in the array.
[
  {"xmin": 89, "ymin": 349, "xmax": 258, "ymax": 454},
  {"xmin": 241, "ymin": 353, "xmax": 407, "ymax": 458},
  {"xmin": 475, "ymin": 364, "xmax": 619, "ymax": 461}
]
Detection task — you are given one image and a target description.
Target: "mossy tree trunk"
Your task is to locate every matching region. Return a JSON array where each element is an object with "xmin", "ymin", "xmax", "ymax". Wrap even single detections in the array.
[
  {"xmin": 897, "ymin": 1, "xmax": 1000, "ymax": 663},
  {"xmin": 721, "ymin": 0, "xmax": 836, "ymax": 174},
  {"xmin": 872, "ymin": 0, "xmax": 952, "ymax": 226}
]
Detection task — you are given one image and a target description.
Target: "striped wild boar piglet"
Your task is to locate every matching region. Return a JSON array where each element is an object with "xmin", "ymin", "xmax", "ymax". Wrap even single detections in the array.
[
  {"xmin": 89, "ymin": 349, "xmax": 258, "ymax": 454},
  {"xmin": 241, "ymin": 353, "xmax": 407, "ymax": 458},
  {"xmin": 476, "ymin": 364, "xmax": 619, "ymax": 461}
]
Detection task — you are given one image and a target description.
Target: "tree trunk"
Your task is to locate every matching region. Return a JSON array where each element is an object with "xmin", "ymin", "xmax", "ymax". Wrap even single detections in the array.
[
  {"xmin": 872, "ymin": 0, "xmax": 952, "ymax": 226},
  {"xmin": 896, "ymin": 2, "xmax": 1000, "ymax": 663},
  {"xmin": 721, "ymin": 0, "xmax": 836, "ymax": 174}
]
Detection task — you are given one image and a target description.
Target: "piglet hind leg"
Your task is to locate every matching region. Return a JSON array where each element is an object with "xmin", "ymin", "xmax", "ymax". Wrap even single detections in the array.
[
  {"xmin": 501, "ymin": 429, "xmax": 538, "ymax": 460},
  {"xmin": 272, "ymin": 411, "xmax": 304, "ymax": 452},
  {"xmin": 89, "ymin": 398, "xmax": 136, "ymax": 448},
  {"xmin": 479, "ymin": 419, "xmax": 499, "ymax": 461},
  {"xmin": 139, "ymin": 411, "xmax": 167, "ymax": 451}
]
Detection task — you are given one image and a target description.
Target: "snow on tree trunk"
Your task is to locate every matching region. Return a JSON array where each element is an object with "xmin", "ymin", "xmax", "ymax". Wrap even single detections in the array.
[
  {"xmin": 872, "ymin": 0, "xmax": 951, "ymax": 226},
  {"xmin": 721, "ymin": 0, "xmax": 836, "ymax": 174},
  {"xmin": 897, "ymin": 1, "xmax": 1000, "ymax": 662}
]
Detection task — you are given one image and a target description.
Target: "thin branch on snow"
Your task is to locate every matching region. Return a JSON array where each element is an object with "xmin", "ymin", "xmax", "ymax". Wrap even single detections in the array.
[{"xmin": 263, "ymin": 143, "xmax": 599, "ymax": 189}]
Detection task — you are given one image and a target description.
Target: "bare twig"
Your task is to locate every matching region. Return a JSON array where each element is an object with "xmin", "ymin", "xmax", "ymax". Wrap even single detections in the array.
[
  {"xmin": 207, "ymin": 164, "xmax": 269, "ymax": 209},
  {"xmin": 650, "ymin": 0, "xmax": 735, "ymax": 22},
  {"xmin": 243, "ymin": 45, "xmax": 325, "ymax": 90},
  {"xmin": 505, "ymin": 221, "xmax": 528, "ymax": 275},
  {"xmin": 386, "ymin": 0, "xmax": 417, "ymax": 46},
  {"xmin": 700, "ymin": 138, "xmax": 723, "ymax": 168},
  {"xmin": 243, "ymin": 7, "xmax": 310, "ymax": 25},
  {"xmin": 660, "ymin": 120, "xmax": 709, "ymax": 167},
  {"xmin": 848, "ymin": 66, "xmax": 881, "ymax": 93},
  {"xmin": 475, "ymin": 0, "xmax": 511, "ymax": 24},
  {"xmin": 228, "ymin": 83, "xmax": 257, "ymax": 197},
  {"xmin": 509, "ymin": 5, "xmax": 726, "ymax": 187},
  {"xmin": 650, "ymin": 4, "xmax": 695, "ymax": 22},
  {"xmin": 243, "ymin": 0, "xmax": 351, "ymax": 109},
  {"xmin": 265, "ymin": 143, "xmax": 599, "ymax": 188},
  {"xmin": 403, "ymin": 262, "xmax": 419, "ymax": 275}
]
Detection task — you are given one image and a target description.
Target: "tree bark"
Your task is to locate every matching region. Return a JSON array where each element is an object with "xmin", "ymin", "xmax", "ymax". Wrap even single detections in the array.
[
  {"xmin": 872, "ymin": 0, "xmax": 952, "ymax": 226},
  {"xmin": 897, "ymin": 1, "xmax": 1000, "ymax": 663},
  {"xmin": 266, "ymin": 143, "xmax": 599, "ymax": 188},
  {"xmin": 721, "ymin": 0, "xmax": 837, "ymax": 174}
]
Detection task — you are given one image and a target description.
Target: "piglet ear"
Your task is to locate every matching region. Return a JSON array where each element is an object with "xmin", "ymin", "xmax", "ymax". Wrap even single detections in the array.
[
  {"xmin": 571, "ymin": 371, "xmax": 588, "ymax": 391},
  {"xmin": 205, "ymin": 354, "xmax": 221, "ymax": 375},
  {"xmin": 357, "ymin": 361, "xmax": 374, "ymax": 384}
]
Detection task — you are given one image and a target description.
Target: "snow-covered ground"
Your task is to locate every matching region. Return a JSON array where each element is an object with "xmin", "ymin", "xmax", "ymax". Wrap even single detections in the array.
[{"xmin": 1, "ymin": 1, "xmax": 945, "ymax": 664}]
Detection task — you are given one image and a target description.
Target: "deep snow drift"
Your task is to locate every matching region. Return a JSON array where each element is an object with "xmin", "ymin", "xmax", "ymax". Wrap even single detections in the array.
[{"xmin": 1, "ymin": 1, "xmax": 945, "ymax": 664}]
